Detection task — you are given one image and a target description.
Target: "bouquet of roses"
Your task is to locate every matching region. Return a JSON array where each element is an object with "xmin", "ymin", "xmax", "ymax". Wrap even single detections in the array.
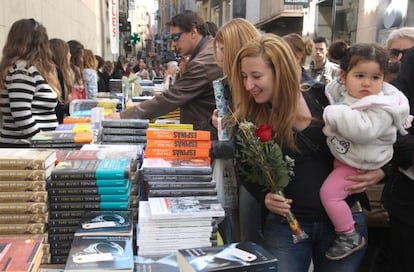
[{"xmin": 235, "ymin": 120, "xmax": 308, "ymax": 243}]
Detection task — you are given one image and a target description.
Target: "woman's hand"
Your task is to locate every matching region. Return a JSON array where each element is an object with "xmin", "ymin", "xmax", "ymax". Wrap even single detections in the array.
[
  {"xmin": 212, "ymin": 109, "xmax": 219, "ymax": 129},
  {"xmin": 264, "ymin": 192, "xmax": 292, "ymax": 217},
  {"xmin": 345, "ymin": 168, "xmax": 385, "ymax": 194},
  {"xmin": 105, "ymin": 112, "xmax": 121, "ymax": 119}
]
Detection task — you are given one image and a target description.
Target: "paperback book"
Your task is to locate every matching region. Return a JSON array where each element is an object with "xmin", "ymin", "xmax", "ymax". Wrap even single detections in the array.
[
  {"xmin": 65, "ymin": 236, "xmax": 134, "ymax": 272},
  {"xmin": 0, "ymin": 235, "xmax": 44, "ymax": 272},
  {"xmin": 146, "ymin": 139, "xmax": 211, "ymax": 149},
  {"xmin": 134, "ymin": 254, "xmax": 180, "ymax": 272},
  {"xmin": 0, "ymin": 180, "xmax": 46, "ymax": 192},
  {"xmin": 176, "ymin": 242, "xmax": 278, "ymax": 272},
  {"xmin": 141, "ymin": 158, "xmax": 212, "ymax": 175},
  {"xmin": 148, "ymin": 196, "xmax": 224, "ymax": 219},
  {"xmin": 101, "ymin": 118, "xmax": 149, "ymax": 128},
  {"xmin": 144, "ymin": 147, "xmax": 210, "ymax": 159}
]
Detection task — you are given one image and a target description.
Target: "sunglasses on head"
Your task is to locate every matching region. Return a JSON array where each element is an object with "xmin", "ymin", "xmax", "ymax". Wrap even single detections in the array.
[
  {"xmin": 170, "ymin": 31, "xmax": 186, "ymax": 42},
  {"xmin": 29, "ymin": 18, "xmax": 39, "ymax": 31}
]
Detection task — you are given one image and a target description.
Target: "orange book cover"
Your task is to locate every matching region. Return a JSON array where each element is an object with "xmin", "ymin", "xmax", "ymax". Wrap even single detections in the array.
[
  {"xmin": 146, "ymin": 129, "xmax": 210, "ymax": 140},
  {"xmin": 73, "ymin": 132, "xmax": 93, "ymax": 143},
  {"xmin": 146, "ymin": 139, "xmax": 211, "ymax": 149},
  {"xmin": 0, "ymin": 235, "xmax": 43, "ymax": 272},
  {"xmin": 63, "ymin": 117, "xmax": 91, "ymax": 124},
  {"xmin": 144, "ymin": 147, "xmax": 210, "ymax": 159}
]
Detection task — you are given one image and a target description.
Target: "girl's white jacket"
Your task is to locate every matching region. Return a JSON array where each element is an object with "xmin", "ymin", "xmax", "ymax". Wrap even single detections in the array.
[{"xmin": 323, "ymin": 80, "xmax": 413, "ymax": 170}]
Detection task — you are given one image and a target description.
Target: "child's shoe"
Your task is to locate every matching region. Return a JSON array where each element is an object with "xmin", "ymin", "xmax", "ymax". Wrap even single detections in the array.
[{"xmin": 325, "ymin": 230, "xmax": 365, "ymax": 260}]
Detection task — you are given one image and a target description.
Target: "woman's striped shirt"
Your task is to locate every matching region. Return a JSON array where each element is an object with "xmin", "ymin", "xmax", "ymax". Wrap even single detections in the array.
[{"xmin": 0, "ymin": 60, "xmax": 58, "ymax": 145}]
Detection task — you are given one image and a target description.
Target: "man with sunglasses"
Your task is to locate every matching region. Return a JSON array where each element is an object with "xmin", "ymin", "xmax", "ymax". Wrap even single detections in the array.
[
  {"xmin": 107, "ymin": 10, "xmax": 222, "ymax": 140},
  {"xmin": 386, "ymin": 27, "xmax": 414, "ymax": 64}
]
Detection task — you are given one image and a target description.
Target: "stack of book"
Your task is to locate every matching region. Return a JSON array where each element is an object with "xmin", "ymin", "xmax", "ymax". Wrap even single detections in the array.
[
  {"xmin": 64, "ymin": 210, "xmax": 134, "ymax": 272},
  {"xmin": 0, "ymin": 149, "xmax": 56, "ymax": 265},
  {"xmin": 47, "ymin": 158, "xmax": 133, "ymax": 264},
  {"xmin": 140, "ymin": 157, "xmax": 216, "ymax": 198},
  {"xmin": 100, "ymin": 119, "xmax": 149, "ymax": 145},
  {"xmin": 137, "ymin": 197, "xmax": 224, "ymax": 256},
  {"xmin": 144, "ymin": 129, "xmax": 211, "ymax": 159},
  {"xmin": 0, "ymin": 235, "xmax": 45, "ymax": 272}
]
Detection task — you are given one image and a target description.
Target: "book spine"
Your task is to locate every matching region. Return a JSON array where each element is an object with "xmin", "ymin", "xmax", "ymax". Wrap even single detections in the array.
[
  {"xmin": 0, "ymin": 170, "xmax": 48, "ymax": 181},
  {"xmin": 49, "ymin": 201, "xmax": 129, "ymax": 211},
  {"xmin": 102, "ymin": 127, "xmax": 147, "ymax": 135},
  {"xmin": 146, "ymin": 139, "xmax": 211, "ymax": 149},
  {"xmin": 46, "ymin": 179, "xmax": 127, "ymax": 188},
  {"xmin": 49, "ymin": 194, "xmax": 129, "ymax": 203},
  {"xmin": 0, "ymin": 191, "xmax": 47, "ymax": 203},
  {"xmin": 0, "ymin": 223, "xmax": 45, "ymax": 234},
  {"xmin": 101, "ymin": 119, "xmax": 149, "ymax": 128},
  {"xmin": 148, "ymin": 189, "xmax": 217, "ymax": 197},
  {"xmin": 144, "ymin": 147, "xmax": 210, "ymax": 158},
  {"xmin": 49, "ymin": 210, "xmax": 86, "ymax": 219},
  {"xmin": 49, "ymin": 186, "xmax": 130, "ymax": 195},
  {"xmin": 102, "ymin": 134, "xmax": 147, "ymax": 143},
  {"xmin": 0, "ymin": 213, "xmax": 48, "ymax": 224},
  {"xmin": 0, "ymin": 203, "xmax": 47, "ymax": 214},
  {"xmin": 146, "ymin": 129, "xmax": 210, "ymax": 140},
  {"xmin": 48, "ymin": 218, "xmax": 82, "ymax": 227},
  {"xmin": 143, "ymin": 174, "xmax": 213, "ymax": 182},
  {"xmin": 0, "ymin": 180, "xmax": 46, "ymax": 192},
  {"xmin": 147, "ymin": 181, "xmax": 216, "ymax": 189},
  {"xmin": 148, "ymin": 123, "xmax": 193, "ymax": 130},
  {"xmin": 48, "ymin": 225, "xmax": 79, "ymax": 234},
  {"xmin": 0, "ymin": 159, "xmax": 46, "ymax": 170}
]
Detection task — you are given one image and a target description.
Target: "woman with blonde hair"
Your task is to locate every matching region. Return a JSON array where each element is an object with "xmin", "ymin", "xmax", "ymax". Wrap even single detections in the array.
[
  {"xmin": 210, "ymin": 18, "xmax": 263, "ymax": 244},
  {"xmin": 82, "ymin": 49, "xmax": 98, "ymax": 99},
  {"xmin": 0, "ymin": 18, "xmax": 61, "ymax": 146},
  {"xmin": 229, "ymin": 34, "xmax": 386, "ymax": 271}
]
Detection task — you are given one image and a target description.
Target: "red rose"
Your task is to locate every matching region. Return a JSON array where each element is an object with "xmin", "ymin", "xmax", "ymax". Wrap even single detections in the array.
[{"xmin": 255, "ymin": 125, "xmax": 273, "ymax": 142}]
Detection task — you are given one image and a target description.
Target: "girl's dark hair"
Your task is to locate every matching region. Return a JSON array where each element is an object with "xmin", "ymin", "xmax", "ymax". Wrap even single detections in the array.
[
  {"xmin": 330, "ymin": 42, "xmax": 389, "ymax": 74},
  {"xmin": 328, "ymin": 39, "xmax": 349, "ymax": 62},
  {"xmin": 166, "ymin": 10, "xmax": 208, "ymax": 36}
]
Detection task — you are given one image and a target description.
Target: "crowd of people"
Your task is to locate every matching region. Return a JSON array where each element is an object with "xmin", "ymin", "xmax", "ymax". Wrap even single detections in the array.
[{"xmin": 1, "ymin": 11, "xmax": 414, "ymax": 272}]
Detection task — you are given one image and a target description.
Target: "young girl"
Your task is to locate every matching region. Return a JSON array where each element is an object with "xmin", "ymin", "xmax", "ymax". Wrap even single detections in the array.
[{"xmin": 321, "ymin": 42, "xmax": 412, "ymax": 260}]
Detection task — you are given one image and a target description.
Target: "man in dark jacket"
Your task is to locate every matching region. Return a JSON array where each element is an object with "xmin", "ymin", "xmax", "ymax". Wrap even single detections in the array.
[{"xmin": 107, "ymin": 10, "xmax": 222, "ymax": 140}]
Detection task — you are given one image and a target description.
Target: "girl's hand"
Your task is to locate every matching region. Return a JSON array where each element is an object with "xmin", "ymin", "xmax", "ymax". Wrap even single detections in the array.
[
  {"xmin": 345, "ymin": 168, "xmax": 385, "ymax": 194},
  {"xmin": 265, "ymin": 192, "xmax": 292, "ymax": 217}
]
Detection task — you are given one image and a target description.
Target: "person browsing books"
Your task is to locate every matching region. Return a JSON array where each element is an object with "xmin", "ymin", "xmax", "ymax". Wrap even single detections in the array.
[
  {"xmin": 0, "ymin": 18, "xmax": 61, "ymax": 147},
  {"xmin": 320, "ymin": 42, "xmax": 411, "ymax": 260},
  {"xmin": 209, "ymin": 18, "xmax": 264, "ymax": 244},
  {"xmin": 106, "ymin": 10, "xmax": 223, "ymax": 140},
  {"xmin": 229, "ymin": 34, "xmax": 386, "ymax": 272}
]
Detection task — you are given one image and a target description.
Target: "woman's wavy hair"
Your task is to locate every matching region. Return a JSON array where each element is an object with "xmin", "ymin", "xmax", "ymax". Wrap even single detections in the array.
[
  {"xmin": 214, "ymin": 18, "xmax": 260, "ymax": 81},
  {"xmin": 49, "ymin": 38, "xmax": 74, "ymax": 100},
  {"xmin": 0, "ymin": 18, "xmax": 61, "ymax": 98},
  {"xmin": 230, "ymin": 34, "xmax": 302, "ymax": 151},
  {"xmin": 67, "ymin": 40, "xmax": 84, "ymax": 85},
  {"xmin": 83, "ymin": 49, "xmax": 98, "ymax": 70}
]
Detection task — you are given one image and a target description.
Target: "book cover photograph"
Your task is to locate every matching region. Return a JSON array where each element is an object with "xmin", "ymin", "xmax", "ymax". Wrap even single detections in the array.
[
  {"xmin": 101, "ymin": 118, "xmax": 149, "ymax": 128},
  {"xmin": 75, "ymin": 211, "xmax": 133, "ymax": 237},
  {"xmin": 176, "ymin": 242, "xmax": 278, "ymax": 272},
  {"xmin": 0, "ymin": 235, "xmax": 44, "ymax": 272},
  {"xmin": 65, "ymin": 236, "xmax": 134, "ymax": 272},
  {"xmin": 148, "ymin": 196, "xmax": 225, "ymax": 219},
  {"xmin": 134, "ymin": 254, "xmax": 180, "ymax": 272}
]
